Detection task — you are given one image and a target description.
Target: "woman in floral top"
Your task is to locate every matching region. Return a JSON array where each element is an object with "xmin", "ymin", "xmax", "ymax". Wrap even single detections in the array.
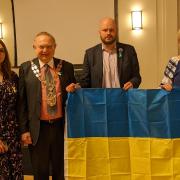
[{"xmin": 0, "ymin": 40, "xmax": 23, "ymax": 179}]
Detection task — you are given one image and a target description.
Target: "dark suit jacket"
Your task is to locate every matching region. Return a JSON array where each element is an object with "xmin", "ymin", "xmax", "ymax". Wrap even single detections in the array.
[
  {"xmin": 80, "ymin": 43, "xmax": 141, "ymax": 88},
  {"xmin": 18, "ymin": 58, "xmax": 76, "ymax": 145}
]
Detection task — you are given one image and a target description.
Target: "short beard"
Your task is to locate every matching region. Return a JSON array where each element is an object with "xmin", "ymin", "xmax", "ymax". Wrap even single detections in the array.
[{"xmin": 101, "ymin": 37, "xmax": 116, "ymax": 45}]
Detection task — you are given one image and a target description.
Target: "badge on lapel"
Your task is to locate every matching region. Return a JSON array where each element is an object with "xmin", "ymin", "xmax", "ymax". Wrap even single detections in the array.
[
  {"xmin": 56, "ymin": 61, "xmax": 63, "ymax": 76},
  {"xmin": 118, "ymin": 48, "xmax": 124, "ymax": 59}
]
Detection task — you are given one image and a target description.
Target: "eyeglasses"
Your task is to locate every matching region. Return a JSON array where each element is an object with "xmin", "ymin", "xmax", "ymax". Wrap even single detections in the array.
[{"xmin": 0, "ymin": 48, "xmax": 5, "ymax": 53}]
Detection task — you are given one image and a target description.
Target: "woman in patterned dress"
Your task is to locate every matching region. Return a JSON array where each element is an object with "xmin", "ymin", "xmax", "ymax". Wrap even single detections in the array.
[
  {"xmin": 161, "ymin": 30, "xmax": 180, "ymax": 91},
  {"xmin": 0, "ymin": 40, "xmax": 23, "ymax": 179}
]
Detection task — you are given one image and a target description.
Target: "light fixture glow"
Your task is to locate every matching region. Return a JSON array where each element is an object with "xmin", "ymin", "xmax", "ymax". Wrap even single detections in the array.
[
  {"xmin": 0, "ymin": 23, "xmax": 3, "ymax": 39},
  {"xmin": 131, "ymin": 11, "xmax": 142, "ymax": 30}
]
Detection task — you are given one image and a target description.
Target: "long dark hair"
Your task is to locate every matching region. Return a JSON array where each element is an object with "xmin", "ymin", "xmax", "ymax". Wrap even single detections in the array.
[{"xmin": 0, "ymin": 39, "xmax": 11, "ymax": 80}]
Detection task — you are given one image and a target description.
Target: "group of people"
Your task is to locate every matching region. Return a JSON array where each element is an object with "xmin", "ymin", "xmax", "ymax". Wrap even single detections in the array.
[{"xmin": 0, "ymin": 17, "xmax": 179, "ymax": 180}]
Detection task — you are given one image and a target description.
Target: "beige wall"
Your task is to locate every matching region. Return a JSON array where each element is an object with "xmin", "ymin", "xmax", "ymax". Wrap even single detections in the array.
[
  {"xmin": 1, "ymin": 0, "xmax": 179, "ymax": 89},
  {"xmin": 0, "ymin": 0, "xmax": 14, "ymax": 66},
  {"xmin": 118, "ymin": 0, "xmax": 178, "ymax": 88},
  {"xmin": 14, "ymin": 0, "xmax": 114, "ymax": 66}
]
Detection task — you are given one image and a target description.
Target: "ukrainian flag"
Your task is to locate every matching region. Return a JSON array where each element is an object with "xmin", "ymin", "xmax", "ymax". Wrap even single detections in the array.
[{"xmin": 65, "ymin": 89, "xmax": 180, "ymax": 180}]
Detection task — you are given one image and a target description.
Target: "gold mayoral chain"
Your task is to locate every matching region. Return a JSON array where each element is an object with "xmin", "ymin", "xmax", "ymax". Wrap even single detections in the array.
[
  {"xmin": 31, "ymin": 61, "xmax": 62, "ymax": 107},
  {"xmin": 44, "ymin": 64, "xmax": 57, "ymax": 107}
]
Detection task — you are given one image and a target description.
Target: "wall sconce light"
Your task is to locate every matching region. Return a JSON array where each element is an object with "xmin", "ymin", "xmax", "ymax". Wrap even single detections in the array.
[
  {"xmin": 0, "ymin": 23, "xmax": 3, "ymax": 39},
  {"xmin": 131, "ymin": 11, "xmax": 142, "ymax": 30}
]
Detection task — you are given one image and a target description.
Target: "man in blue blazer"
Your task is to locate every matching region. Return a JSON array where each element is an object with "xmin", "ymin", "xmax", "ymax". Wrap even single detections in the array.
[
  {"xmin": 80, "ymin": 17, "xmax": 141, "ymax": 90},
  {"xmin": 18, "ymin": 32, "xmax": 76, "ymax": 180}
]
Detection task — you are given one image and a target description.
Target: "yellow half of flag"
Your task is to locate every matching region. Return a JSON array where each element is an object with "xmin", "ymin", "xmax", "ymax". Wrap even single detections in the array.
[{"xmin": 65, "ymin": 89, "xmax": 180, "ymax": 180}]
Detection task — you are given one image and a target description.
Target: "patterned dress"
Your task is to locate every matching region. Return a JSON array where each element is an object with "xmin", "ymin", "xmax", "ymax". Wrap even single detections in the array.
[
  {"xmin": 161, "ymin": 56, "xmax": 180, "ymax": 86},
  {"xmin": 0, "ymin": 72, "xmax": 23, "ymax": 179}
]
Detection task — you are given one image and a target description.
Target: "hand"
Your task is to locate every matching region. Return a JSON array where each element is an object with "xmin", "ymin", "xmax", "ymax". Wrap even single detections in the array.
[
  {"xmin": 21, "ymin": 132, "xmax": 32, "ymax": 145},
  {"xmin": 66, "ymin": 83, "xmax": 81, "ymax": 93},
  {"xmin": 161, "ymin": 84, "xmax": 173, "ymax": 91},
  {"xmin": 0, "ymin": 139, "xmax": 8, "ymax": 153},
  {"xmin": 123, "ymin": 81, "xmax": 133, "ymax": 90}
]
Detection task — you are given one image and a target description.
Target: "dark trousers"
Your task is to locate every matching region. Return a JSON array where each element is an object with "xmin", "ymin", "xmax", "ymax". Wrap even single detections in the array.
[{"xmin": 29, "ymin": 119, "xmax": 64, "ymax": 180}]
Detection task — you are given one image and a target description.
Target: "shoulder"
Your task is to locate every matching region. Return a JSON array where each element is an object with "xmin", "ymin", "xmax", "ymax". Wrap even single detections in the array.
[
  {"xmin": 164, "ymin": 56, "xmax": 180, "ymax": 69},
  {"xmin": 54, "ymin": 57, "xmax": 73, "ymax": 65},
  {"xmin": 117, "ymin": 42, "xmax": 135, "ymax": 50},
  {"xmin": 10, "ymin": 70, "xmax": 18, "ymax": 78},
  {"xmin": 169, "ymin": 56, "xmax": 180, "ymax": 64},
  {"xmin": 19, "ymin": 59, "xmax": 38, "ymax": 78},
  {"xmin": 163, "ymin": 56, "xmax": 180, "ymax": 73},
  {"xmin": 54, "ymin": 57, "xmax": 73, "ymax": 69},
  {"xmin": 20, "ymin": 59, "xmax": 35, "ymax": 69},
  {"xmin": 117, "ymin": 42, "xmax": 137, "ymax": 57},
  {"xmin": 10, "ymin": 71, "xmax": 19, "ymax": 83},
  {"xmin": 10, "ymin": 70, "xmax": 18, "ymax": 77},
  {"xmin": 85, "ymin": 44, "xmax": 102, "ymax": 54},
  {"xmin": 63, "ymin": 60, "xmax": 73, "ymax": 69}
]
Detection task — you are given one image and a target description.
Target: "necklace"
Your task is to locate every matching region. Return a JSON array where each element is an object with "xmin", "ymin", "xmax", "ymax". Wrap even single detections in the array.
[
  {"xmin": 31, "ymin": 61, "xmax": 41, "ymax": 79},
  {"xmin": 31, "ymin": 61, "xmax": 62, "ymax": 107},
  {"xmin": 31, "ymin": 60, "xmax": 63, "ymax": 79}
]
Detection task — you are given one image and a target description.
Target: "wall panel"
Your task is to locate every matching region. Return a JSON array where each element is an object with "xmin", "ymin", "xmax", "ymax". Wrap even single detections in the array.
[{"xmin": 14, "ymin": 0, "xmax": 114, "ymax": 65}]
